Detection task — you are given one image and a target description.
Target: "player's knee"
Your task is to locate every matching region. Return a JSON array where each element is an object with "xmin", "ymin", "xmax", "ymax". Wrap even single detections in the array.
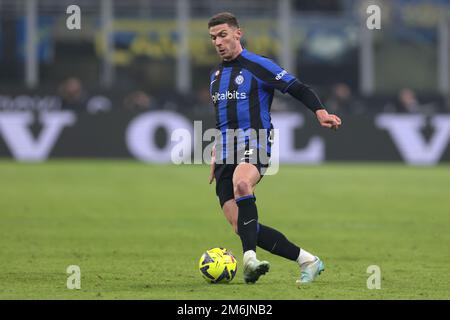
[{"xmin": 234, "ymin": 179, "xmax": 252, "ymax": 198}]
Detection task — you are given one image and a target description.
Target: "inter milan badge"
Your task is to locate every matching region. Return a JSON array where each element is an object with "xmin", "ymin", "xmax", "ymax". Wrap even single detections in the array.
[{"xmin": 234, "ymin": 74, "xmax": 244, "ymax": 85}]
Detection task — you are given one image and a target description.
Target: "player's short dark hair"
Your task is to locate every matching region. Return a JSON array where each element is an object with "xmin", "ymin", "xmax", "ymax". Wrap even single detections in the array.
[{"xmin": 208, "ymin": 12, "xmax": 240, "ymax": 29}]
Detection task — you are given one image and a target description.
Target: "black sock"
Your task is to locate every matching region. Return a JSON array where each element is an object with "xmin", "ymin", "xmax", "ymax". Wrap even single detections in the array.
[
  {"xmin": 236, "ymin": 195, "xmax": 258, "ymax": 253},
  {"xmin": 257, "ymin": 223, "xmax": 300, "ymax": 261}
]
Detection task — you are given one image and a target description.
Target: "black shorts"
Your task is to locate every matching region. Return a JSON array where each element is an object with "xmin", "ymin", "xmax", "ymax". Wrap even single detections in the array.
[{"xmin": 214, "ymin": 152, "xmax": 270, "ymax": 208}]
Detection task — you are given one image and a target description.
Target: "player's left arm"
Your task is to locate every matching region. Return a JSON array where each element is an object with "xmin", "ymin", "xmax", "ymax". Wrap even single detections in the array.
[
  {"xmin": 286, "ymin": 80, "xmax": 342, "ymax": 130},
  {"xmin": 239, "ymin": 54, "xmax": 341, "ymax": 130}
]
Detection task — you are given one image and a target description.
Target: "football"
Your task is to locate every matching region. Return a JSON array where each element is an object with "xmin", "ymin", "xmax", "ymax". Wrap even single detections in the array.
[{"xmin": 198, "ymin": 247, "xmax": 237, "ymax": 283}]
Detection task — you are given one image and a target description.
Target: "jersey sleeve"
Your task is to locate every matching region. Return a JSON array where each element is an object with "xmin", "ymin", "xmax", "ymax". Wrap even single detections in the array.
[{"xmin": 239, "ymin": 54, "xmax": 297, "ymax": 93}]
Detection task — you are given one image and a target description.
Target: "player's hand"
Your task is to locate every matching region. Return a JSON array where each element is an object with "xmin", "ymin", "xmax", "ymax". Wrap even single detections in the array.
[
  {"xmin": 315, "ymin": 109, "xmax": 342, "ymax": 130},
  {"xmin": 208, "ymin": 145, "xmax": 216, "ymax": 184}
]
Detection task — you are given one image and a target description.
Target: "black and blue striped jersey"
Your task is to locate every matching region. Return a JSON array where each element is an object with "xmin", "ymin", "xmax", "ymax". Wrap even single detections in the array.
[{"xmin": 210, "ymin": 48, "xmax": 296, "ymax": 161}]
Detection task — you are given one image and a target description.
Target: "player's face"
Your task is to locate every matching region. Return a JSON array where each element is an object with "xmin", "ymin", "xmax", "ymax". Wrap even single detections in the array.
[{"xmin": 209, "ymin": 23, "xmax": 242, "ymax": 61}]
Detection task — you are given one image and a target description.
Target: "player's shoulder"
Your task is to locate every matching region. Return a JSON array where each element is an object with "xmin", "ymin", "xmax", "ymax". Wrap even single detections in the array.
[{"xmin": 239, "ymin": 49, "xmax": 282, "ymax": 75}]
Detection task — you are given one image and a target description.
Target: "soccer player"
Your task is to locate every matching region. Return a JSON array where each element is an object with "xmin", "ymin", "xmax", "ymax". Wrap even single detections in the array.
[{"xmin": 207, "ymin": 12, "xmax": 341, "ymax": 285}]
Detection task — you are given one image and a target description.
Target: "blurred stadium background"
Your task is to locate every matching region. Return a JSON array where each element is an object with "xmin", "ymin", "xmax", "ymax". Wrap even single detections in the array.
[{"xmin": 1, "ymin": 0, "xmax": 450, "ymax": 300}]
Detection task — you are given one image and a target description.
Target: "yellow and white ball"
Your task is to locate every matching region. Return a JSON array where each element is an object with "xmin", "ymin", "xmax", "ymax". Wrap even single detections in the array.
[{"xmin": 198, "ymin": 247, "xmax": 237, "ymax": 283}]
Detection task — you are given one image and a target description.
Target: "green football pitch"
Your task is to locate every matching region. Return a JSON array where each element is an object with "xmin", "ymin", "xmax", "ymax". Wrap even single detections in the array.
[{"xmin": 0, "ymin": 161, "xmax": 449, "ymax": 299}]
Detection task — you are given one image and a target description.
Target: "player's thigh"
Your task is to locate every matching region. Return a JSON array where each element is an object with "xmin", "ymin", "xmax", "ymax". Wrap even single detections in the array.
[
  {"xmin": 222, "ymin": 199, "xmax": 238, "ymax": 234},
  {"xmin": 232, "ymin": 162, "xmax": 261, "ymax": 195},
  {"xmin": 215, "ymin": 164, "xmax": 235, "ymax": 207}
]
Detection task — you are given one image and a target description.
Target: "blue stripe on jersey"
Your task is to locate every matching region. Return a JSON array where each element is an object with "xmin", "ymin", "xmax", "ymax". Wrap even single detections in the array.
[
  {"xmin": 218, "ymin": 67, "xmax": 232, "ymax": 158},
  {"xmin": 236, "ymin": 69, "xmax": 251, "ymax": 130},
  {"xmin": 258, "ymin": 81, "xmax": 271, "ymax": 130},
  {"xmin": 218, "ymin": 67, "xmax": 232, "ymax": 130},
  {"xmin": 236, "ymin": 69, "xmax": 252, "ymax": 149},
  {"xmin": 256, "ymin": 79, "xmax": 272, "ymax": 154}
]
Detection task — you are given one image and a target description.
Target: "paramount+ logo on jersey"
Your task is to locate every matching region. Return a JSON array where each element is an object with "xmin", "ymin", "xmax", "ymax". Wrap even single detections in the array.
[{"xmin": 212, "ymin": 90, "xmax": 247, "ymax": 104}]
